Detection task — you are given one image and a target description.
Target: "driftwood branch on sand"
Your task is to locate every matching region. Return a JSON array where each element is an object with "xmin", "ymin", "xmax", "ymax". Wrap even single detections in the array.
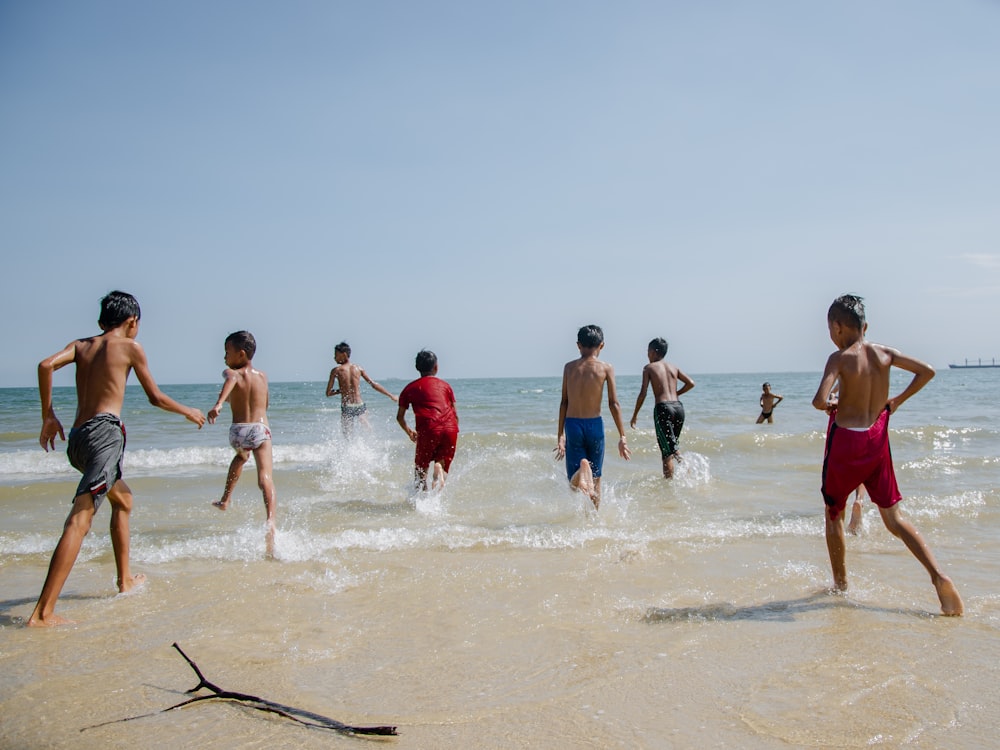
[{"xmin": 81, "ymin": 642, "xmax": 398, "ymax": 737}]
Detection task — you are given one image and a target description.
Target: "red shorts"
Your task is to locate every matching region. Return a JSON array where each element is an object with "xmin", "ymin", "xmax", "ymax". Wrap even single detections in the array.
[
  {"xmin": 821, "ymin": 408, "xmax": 901, "ymax": 520},
  {"xmin": 414, "ymin": 429, "xmax": 458, "ymax": 474}
]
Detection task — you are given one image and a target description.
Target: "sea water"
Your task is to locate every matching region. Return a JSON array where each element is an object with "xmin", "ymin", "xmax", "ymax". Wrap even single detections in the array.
[{"xmin": 1, "ymin": 370, "xmax": 999, "ymax": 748}]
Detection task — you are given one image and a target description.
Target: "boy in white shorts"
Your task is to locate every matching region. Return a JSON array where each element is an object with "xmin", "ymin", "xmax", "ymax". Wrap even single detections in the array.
[{"xmin": 208, "ymin": 331, "xmax": 276, "ymax": 555}]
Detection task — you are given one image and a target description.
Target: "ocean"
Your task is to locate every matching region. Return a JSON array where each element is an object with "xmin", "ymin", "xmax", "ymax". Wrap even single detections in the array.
[{"xmin": 1, "ymin": 369, "xmax": 998, "ymax": 748}]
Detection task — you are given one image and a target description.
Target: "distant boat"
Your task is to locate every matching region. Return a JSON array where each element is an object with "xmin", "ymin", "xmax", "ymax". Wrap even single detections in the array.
[{"xmin": 949, "ymin": 358, "xmax": 1000, "ymax": 369}]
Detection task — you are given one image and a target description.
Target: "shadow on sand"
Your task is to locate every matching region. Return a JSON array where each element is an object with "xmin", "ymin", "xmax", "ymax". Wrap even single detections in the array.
[
  {"xmin": 644, "ymin": 589, "xmax": 932, "ymax": 624},
  {"xmin": 0, "ymin": 594, "xmax": 104, "ymax": 627}
]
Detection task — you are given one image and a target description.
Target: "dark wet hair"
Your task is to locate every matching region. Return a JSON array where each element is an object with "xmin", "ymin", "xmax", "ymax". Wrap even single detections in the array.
[
  {"xmin": 648, "ymin": 337, "xmax": 668, "ymax": 357},
  {"xmin": 335, "ymin": 341, "xmax": 351, "ymax": 357},
  {"xmin": 762, "ymin": 382, "xmax": 770, "ymax": 389},
  {"xmin": 828, "ymin": 294, "xmax": 866, "ymax": 330},
  {"xmin": 577, "ymin": 324, "xmax": 604, "ymax": 349},
  {"xmin": 225, "ymin": 330, "xmax": 257, "ymax": 358},
  {"xmin": 98, "ymin": 290, "xmax": 141, "ymax": 329},
  {"xmin": 415, "ymin": 349, "xmax": 437, "ymax": 375}
]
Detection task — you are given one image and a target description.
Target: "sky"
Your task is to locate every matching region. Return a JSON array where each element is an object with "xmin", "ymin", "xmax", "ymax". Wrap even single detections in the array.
[{"xmin": 1, "ymin": 1, "xmax": 999, "ymax": 388}]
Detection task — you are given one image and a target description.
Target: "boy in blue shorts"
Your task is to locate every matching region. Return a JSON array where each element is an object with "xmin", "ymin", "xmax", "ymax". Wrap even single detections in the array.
[{"xmin": 555, "ymin": 325, "xmax": 630, "ymax": 509}]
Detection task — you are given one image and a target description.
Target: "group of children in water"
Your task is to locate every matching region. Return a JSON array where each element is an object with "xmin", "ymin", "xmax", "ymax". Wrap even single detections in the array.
[{"xmin": 24, "ymin": 290, "xmax": 963, "ymax": 627}]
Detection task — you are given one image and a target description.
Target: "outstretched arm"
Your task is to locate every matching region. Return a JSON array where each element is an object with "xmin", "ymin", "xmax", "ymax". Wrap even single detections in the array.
[
  {"xmin": 361, "ymin": 369, "xmax": 398, "ymax": 402},
  {"xmin": 208, "ymin": 370, "xmax": 238, "ymax": 424},
  {"xmin": 37, "ymin": 341, "xmax": 76, "ymax": 450},
  {"xmin": 131, "ymin": 343, "xmax": 205, "ymax": 427},
  {"xmin": 887, "ymin": 349, "xmax": 934, "ymax": 413}
]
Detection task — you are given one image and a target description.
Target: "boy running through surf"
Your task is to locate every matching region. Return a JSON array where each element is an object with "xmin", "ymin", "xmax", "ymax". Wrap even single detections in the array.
[
  {"xmin": 28, "ymin": 291, "xmax": 205, "ymax": 626},
  {"xmin": 629, "ymin": 337, "xmax": 695, "ymax": 479},
  {"xmin": 396, "ymin": 350, "xmax": 458, "ymax": 490},
  {"xmin": 555, "ymin": 325, "xmax": 631, "ymax": 509},
  {"xmin": 208, "ymin": 331, "xmax": 277, "ymax": 556},
  {"xmin": 325, "ymin": 341, "xmax": 397, "ymax": 437},
  {"xmin": 812, "ymin": 294, "xmax": 962, "ymax": 615}
]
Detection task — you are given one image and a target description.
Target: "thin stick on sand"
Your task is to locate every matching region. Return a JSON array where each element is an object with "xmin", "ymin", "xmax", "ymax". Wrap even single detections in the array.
[{"xmin": 81, "ymin": 642, "xmax": 398, "ymax": 737}]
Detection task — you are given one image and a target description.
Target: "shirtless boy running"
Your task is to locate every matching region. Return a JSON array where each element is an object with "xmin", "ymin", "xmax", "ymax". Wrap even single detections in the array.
[
  {"xmin": 326, "ymin": 341, "xmax": 397, "ymax": 437},
  {"xmin": 28, "ymin": 291, "xmax": 205, "ymax": 626},
  {"xmin": 208, "ymin": 331, "xmax": 277, "ymax": 556},
  {"xmin": 812, "ymin": 294, "xmax": 962, "ymax": 615},
  {"xmin": 629, "ymin": 337, "xmax": 695, "ymax": 479},
  {"xmin": 555, "ymin": 325, "xmax": 631, "ymax": 509}
]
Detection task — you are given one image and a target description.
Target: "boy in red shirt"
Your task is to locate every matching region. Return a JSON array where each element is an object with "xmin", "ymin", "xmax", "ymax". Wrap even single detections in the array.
[{"xmin": 396, "ymin": 350, "xmax": 459, "ymax": 490}]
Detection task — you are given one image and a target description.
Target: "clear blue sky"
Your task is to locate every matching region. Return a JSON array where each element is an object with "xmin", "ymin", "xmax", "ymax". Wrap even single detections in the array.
[{"xmin": 2, "ymin": 1, "xmax": 998, "ymax": 387}]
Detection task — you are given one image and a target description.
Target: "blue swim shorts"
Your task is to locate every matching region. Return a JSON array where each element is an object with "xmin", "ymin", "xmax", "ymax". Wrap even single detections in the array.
[{"xmin": 564, "ymin": 416, "xmax": 605, "ymax": 479}]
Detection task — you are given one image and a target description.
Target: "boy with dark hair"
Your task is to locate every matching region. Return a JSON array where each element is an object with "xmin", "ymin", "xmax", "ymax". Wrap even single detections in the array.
[
  {"xmin": 756, "ymin": 382, "xmax": 784, "ymax": 424},
  {"xmin": 555, "ymin": 325, "xmax": 631, "ymax": 509},
  {"xmin": 812, "ymin": 294, "xmax": 963, "ymax": 615},
  {"xmin": 629, "ymin": 336, "xmax": 695, "ymax": 479},
  {"xmin": 396, "ymin": 350, "xmax": 459, "ymax": 490},
  {"xmin": 208, "ymin": 331, "xmax": 277, "ymax": 556},
  {"xmin": 325, "ymin": 341, "xmax": 397, "ymax": 437},
  {"xmin": 29, "ymin": 291, "xmax": 205, "ymax": 626}
]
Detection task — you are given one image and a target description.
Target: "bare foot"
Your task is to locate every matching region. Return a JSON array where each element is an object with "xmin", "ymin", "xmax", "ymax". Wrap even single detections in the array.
[
  {"xmin": 431, "ymin": 462, "xmax": 446, "ymax": 490},
  {"xmin": 847, "ymin": 507, "xmax": 862, "ymax": 535},
  {"xmin": 118, "ymin": 572, "xmax": 147, "ymax": 594},
  {"xmin": 26, "ymin": 612, "xmax": 75, "ymax": 627},
  {"xmin": 934, "ymin": 575, "xmax": 964, "ymax": 616},
  {"xmin": 212, "ymin": 500, "xmax": 229, "ymax": 510},
  {"xmin": 570, "ymin": 460, "xmax": 599, "ymax": 510}
]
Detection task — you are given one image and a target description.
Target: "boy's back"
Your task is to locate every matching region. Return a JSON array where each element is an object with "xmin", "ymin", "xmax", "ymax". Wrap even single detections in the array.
[
  {"xmin": 225, "ymin": 366, "xmax": 269, "ymax": 424},
  {"xmin": 562, "ymin": 357, "xmax": 614, "ymax": 418},
  {"xmin": 330, "ymin": 363, "xmax": 363, "ymax": 403},
  {"xmin": 400, "ymin": 375, "xmax": 457, "ymax": 430},
  {"xmin": 643, "ymin": 359, "xmax": 683, "ymax": 403},
  {"xmin": 67, "ymin": 335, "xmax": 141, "ymax": 426},
  {"xmin": 823, "ymin": 340, "xmax": 896, "ymax": 428}
]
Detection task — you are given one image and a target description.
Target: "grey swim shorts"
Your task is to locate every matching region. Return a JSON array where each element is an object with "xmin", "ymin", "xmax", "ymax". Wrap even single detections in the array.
[{"xmin": 67, "ymin": 413, "xmax": 126, "ymax": 511}]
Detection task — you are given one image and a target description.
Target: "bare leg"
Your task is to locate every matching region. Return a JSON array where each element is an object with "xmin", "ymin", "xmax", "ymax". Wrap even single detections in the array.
[
  {"xmin": 431, "ymin": 462, "xmax": 447, "ymax": 490},
  {"xmin": 27, "ymin": 494, "xmax": 97, "ymax": 626},
  {"xmin": 878, "ymin": 504, "xmax": 963, "ymax": 616},
  {"xmin": 341, "ymin": 411, "xmax": 368, "ymax": 439},
  {"xmin": 662, "ymin": 454, "xmax": 675, "ymax": 479},
  {"xmin": 214, "ymin": 450, "xmax": 248, "ymax": 509},
  {"xmin": 847, "ymin": 498, "xmax": 863, "ymax": 535},
  {"xmin": 253, "ymin": 442, "xmax": 277, "ymax": 559},
  {"xmin": 414, "ymin": 465, "xmax": 429, "ymax": 491},
  {"xmin": 107, "ymin": 479, "xmax": 145, "ymax": 593},
  {"xmin": 825, "ymin": 507, "xmax": 848, "ymax": 591},
  {"xmin": 570, "ymin": 459, "xmax": 599, "ymax": 509}
]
